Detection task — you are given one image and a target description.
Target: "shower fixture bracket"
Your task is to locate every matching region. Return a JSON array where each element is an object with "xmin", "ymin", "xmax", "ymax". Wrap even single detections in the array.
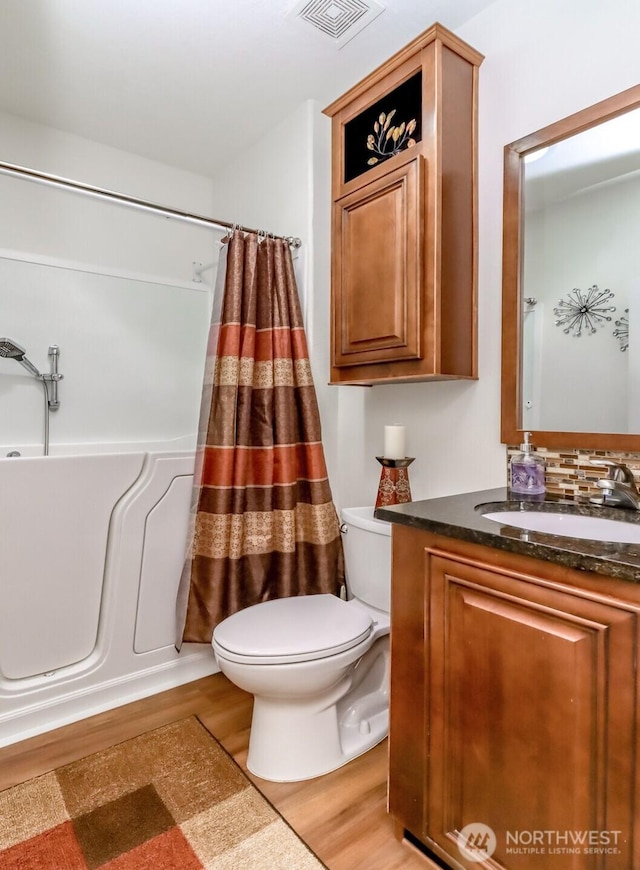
[
  {"xmin": 41, "ymin": 345, "xmax": 63, "ymax": 411},
  {"xmin": 0, "ymin": 338, "xmax": 63, "ymax": 454}
]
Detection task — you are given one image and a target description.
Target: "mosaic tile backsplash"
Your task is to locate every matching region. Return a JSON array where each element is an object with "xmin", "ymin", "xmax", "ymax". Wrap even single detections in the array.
[{"xmin": 506, "ymin": 446, "xmax": 640, "ymax": 502}]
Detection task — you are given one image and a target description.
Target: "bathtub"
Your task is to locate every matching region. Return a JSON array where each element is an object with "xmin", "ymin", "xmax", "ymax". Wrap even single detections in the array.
[{"xmin": 0, "ymin": 442, "xmax": 218, "ymax": 747}]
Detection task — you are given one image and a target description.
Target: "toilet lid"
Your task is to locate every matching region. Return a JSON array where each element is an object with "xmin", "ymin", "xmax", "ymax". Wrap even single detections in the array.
[{"xmin": 212, "ymin": 594, "xmax": 373, "ymax": 664}]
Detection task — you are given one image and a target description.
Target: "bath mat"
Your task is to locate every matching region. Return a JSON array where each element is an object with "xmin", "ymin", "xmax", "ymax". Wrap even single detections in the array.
[{"xmin": 0, "ymin": 716, "xmax": 325, "ymax": 869}]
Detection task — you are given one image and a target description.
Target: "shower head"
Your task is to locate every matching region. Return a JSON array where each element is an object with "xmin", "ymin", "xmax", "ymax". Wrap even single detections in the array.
[
  {"xmin": 0, "ymin": 337, "xmax": 26, "ymax": 359},
  {"xmin": 0, "ymin": 338, "xmax": 42, "ymax": 378}
]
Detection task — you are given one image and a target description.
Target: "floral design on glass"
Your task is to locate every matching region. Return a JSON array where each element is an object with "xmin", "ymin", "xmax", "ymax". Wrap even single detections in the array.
[{"xmin": 366, "ymin": 110, "xmax": 417, "ymax": 165}]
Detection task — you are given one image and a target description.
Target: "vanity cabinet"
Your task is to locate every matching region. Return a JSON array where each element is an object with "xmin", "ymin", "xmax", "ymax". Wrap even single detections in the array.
[
  {"xmin": 389, "ymin": 523, "xmax": 640, "ymax": 869},
  {"xmin": 323, "ymin": 24, "xmax": 483, "ymax": 385}
]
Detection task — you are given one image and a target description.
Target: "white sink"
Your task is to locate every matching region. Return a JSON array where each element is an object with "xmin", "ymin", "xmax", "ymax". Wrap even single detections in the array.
[{"xmin": 482, "ymin": 510, "xmax": 640, "ymax": 544}]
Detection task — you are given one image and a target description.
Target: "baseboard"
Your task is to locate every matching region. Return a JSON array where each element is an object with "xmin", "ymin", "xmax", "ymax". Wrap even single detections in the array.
[{"xmin": 0, "ymin": 653, "xmax": 218, "ymax": 748}]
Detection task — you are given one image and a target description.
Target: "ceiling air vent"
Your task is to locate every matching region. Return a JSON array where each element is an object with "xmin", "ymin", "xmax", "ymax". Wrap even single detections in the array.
[{"xmin": 288, "ymin": 0, "xmax": 385, "ymax": 48}]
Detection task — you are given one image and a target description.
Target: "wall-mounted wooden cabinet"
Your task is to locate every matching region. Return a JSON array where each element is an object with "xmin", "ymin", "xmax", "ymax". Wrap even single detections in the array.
[{"xmin": 324, "ymin": 24, "xmax": 483, "ymax": 385}]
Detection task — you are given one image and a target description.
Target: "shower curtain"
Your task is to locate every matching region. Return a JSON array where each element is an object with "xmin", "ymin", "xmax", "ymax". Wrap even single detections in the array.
[{"xmin": 176, "ymin": 230, "xmax": 344, "ymax": 645}]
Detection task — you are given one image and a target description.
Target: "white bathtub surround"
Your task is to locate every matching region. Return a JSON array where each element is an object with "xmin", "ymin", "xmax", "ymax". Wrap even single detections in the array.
[
  {"xmin": 0, "ymin": 113, "xmax": 225, "ymax": 748},
  {"xmin": 0, "ymin": 237, "xmax": 217, "ymax": 746},
  {"xmin": 0, "ymin": 251, "xmax": 212, "ymax": 450},
  {"xmin": 0, "ymin": 446, "xmax": 217, "ymax": 748}
]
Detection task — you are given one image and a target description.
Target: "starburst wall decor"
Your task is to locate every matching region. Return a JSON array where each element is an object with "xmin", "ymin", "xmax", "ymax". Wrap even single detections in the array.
[{"xmin": 553, "ymin": 284, "xmax": 615, "ymax": 337}]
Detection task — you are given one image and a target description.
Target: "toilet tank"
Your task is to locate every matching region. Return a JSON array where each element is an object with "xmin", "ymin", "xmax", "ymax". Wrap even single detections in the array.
[{"xmin": 340, "ymin": 506, "xmax": 391, "ymax": 614}]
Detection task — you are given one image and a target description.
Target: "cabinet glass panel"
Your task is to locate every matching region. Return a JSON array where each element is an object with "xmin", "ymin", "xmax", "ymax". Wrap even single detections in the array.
[{"xmin": 344, "ymin": 71, "xmax": 422, "ymax": 184}]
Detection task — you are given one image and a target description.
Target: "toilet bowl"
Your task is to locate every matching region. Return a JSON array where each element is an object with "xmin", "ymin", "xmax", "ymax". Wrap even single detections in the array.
[{"xmin": 212, "ymin": 506, "xmax": 391, "ymax": 782}]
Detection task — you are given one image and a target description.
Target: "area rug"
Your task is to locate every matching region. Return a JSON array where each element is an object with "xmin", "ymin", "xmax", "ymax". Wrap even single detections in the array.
[{"xmin": 0, "ymin": 716, "xmax": 326, "ymax": 869}]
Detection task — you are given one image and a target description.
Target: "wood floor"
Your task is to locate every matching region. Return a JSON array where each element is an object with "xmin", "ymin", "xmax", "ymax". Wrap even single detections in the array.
[{"xmin": 0, "ymin": 673, "xmax": 433, "ymax": 870}]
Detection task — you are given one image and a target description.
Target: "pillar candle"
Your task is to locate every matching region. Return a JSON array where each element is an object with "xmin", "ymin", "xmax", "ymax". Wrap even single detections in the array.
[{"xmin": 384, "ymin": 425, "xmax": 406, "ymax": 459}]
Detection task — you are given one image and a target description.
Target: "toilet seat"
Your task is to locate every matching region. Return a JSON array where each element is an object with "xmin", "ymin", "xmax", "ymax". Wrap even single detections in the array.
[{"xmin": 212, "ymin": 594, "xmax": 373, "ymax": 665}]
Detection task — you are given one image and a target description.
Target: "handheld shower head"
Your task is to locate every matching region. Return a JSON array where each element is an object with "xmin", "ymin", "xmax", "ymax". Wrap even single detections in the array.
[
  {"xmin": 0, "ymin": 338, "xmax": 42, "ymax": 378},
  {"xmin": 0, "ymin": 337, "xmax": 26, "ymax": 359}
]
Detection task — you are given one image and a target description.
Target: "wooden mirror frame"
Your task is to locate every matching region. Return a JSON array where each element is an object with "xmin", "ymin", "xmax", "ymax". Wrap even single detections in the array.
[{"xmin": 501, "ymin": 83, "xmax": 640, "ymax": 450}]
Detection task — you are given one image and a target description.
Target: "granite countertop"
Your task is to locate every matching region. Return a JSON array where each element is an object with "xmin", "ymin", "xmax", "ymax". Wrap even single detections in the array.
[{"xmin": 375, "ymin": 487, "xmax": 640, "ymax": 584}]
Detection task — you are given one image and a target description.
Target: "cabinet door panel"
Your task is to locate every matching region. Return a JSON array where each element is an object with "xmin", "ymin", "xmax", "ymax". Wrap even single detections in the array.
[
  {"xmin": 333, "ymin": 156, "xmax": 423, "ymax": 367},
  {"xmin": 426, "ymin": 552, "xmax": 637, "ymax": 870}
]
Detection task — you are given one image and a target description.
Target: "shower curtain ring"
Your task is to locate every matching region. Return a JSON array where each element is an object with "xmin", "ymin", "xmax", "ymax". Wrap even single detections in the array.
[{"xmin": 223, "ymin": 223, "xmax": 241, "ymax": 244}]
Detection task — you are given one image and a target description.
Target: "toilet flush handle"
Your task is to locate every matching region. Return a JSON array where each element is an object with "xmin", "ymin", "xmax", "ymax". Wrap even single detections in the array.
[{"xmin": 339, "ymin": 523, "xmax": 348, "ymax": 534}]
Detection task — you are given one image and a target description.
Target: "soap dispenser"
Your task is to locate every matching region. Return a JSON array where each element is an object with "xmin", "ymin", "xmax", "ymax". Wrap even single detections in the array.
[{"xmin": 510, "ymin": 432, "xmax": 545, "ymax": 495}]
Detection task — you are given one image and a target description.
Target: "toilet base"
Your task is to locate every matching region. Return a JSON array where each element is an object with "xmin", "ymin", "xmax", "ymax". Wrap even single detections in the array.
[{"xmin": 247, "ymin": 636, "xmax": 389, "ymax": 782}]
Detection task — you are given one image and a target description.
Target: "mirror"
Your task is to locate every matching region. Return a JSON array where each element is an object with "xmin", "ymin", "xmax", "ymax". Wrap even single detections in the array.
[{"xmin": 501, "ymin": 84, "xmax": 640, "ymax": 450}]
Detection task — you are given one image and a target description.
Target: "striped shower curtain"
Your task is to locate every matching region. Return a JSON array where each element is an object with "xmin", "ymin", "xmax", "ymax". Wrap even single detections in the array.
[{"xmin": 176, "ymin": 230, "xmax": 344, "ymax": 645}]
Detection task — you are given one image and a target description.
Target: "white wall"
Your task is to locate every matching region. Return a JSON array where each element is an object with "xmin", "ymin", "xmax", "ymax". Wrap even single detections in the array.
[{"xmin": 0, "ymin": 111, "xmax": 217, "ymax": 281}]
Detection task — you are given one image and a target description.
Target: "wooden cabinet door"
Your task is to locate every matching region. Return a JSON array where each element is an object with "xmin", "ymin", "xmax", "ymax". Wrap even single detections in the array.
[
  {"xmin": 332, "ymin": 156, "xmax": 423, "ymax": 368},
  {"xmin": 424, "ymin": 549, "xmax": 637, "ymax": 869}
]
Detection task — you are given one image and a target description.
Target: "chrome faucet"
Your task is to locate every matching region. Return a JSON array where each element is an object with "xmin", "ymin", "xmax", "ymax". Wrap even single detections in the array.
[{"xmin": 589, "ymin": 460, "xmax": 640, "ymax": 510}]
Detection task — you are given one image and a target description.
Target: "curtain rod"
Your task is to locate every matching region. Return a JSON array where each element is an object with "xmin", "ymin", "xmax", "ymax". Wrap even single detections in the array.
[{"xmin": 0, "ymin": 160, "xmax": 302, "ymax": 248}]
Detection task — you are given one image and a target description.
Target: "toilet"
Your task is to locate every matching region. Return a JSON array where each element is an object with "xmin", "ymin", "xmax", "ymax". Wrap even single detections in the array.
[{"xmin": 212, "ymin": 506, "xmax": 391, "ymax": 782}]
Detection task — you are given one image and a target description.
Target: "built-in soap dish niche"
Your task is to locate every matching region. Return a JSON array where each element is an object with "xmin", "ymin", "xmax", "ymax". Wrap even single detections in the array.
[{"xmin": 287, "ymin": 0, "xmax": 385, "ymax": 49}]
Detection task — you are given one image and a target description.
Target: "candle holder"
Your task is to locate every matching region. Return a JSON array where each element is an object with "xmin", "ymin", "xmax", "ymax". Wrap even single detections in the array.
[{"xmin": 375, "ymin": 456, "xmax": 415, "ymax": 508}]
